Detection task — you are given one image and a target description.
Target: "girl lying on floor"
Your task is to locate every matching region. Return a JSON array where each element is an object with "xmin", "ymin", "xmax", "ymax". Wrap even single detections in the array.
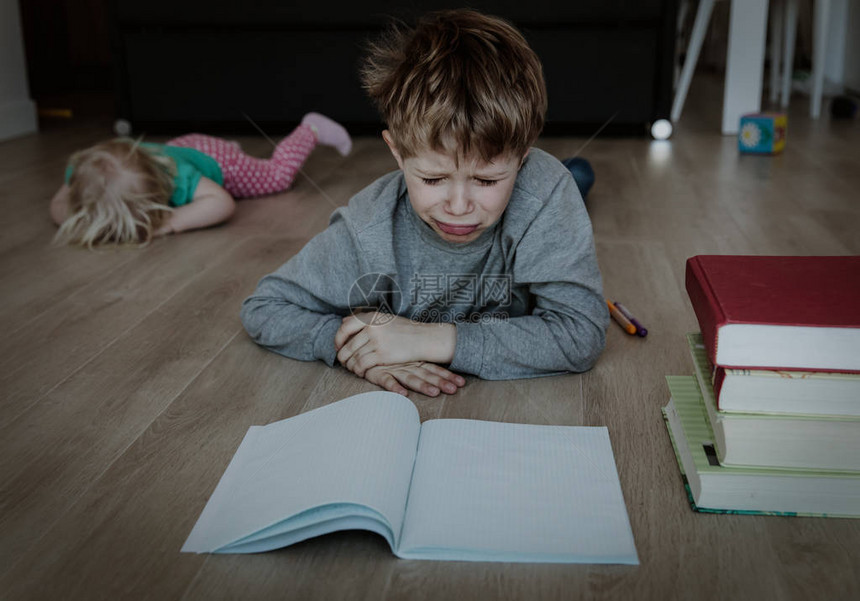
[{"xmin": 50, "ymin": 112, "xmax": 351, "ymax": 248}]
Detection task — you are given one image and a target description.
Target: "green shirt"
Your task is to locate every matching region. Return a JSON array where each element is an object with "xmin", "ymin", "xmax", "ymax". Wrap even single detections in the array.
[{"xmin": 64, "ymin": 142, "xmax": 224, "ymax": 207}]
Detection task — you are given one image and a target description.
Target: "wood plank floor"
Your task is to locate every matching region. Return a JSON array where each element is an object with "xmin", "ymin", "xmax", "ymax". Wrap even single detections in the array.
[{"xmin": 1, "ymin": 74, "xmax": 858, "ymax": 600}]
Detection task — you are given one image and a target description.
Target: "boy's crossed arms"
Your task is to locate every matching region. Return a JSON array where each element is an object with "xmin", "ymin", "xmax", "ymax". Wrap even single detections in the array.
[{"xmin": 335, "ymin": 313, "xmax": 463, "ymax": 396}]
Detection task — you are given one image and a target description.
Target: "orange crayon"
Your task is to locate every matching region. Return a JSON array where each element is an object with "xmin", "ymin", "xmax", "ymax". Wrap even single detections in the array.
[{"xmin": 607, "ymin": 299, "xmax": 636, "ymax": 335}]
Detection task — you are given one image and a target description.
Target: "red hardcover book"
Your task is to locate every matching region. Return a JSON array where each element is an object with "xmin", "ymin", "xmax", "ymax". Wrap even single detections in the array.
[{"xmin": 685, "ymin": 255, "xmax": 860, "ymax": 372}]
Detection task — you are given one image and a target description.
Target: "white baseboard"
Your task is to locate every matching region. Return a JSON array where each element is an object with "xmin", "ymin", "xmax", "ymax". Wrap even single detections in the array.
[{"xmin": 0, "ymin": 99, "xmax": 38, "ymax": 142}]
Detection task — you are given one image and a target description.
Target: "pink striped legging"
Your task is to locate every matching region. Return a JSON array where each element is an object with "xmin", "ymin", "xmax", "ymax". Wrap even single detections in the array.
[{"xmin": 166, "ymin": 124, "xmax": 317, "ymax": 199}]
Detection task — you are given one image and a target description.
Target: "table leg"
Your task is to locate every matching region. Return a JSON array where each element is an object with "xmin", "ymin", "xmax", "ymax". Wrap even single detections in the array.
[{"xmin": 722, "ymin": 0, "xmax": 770, "ymax": 134}]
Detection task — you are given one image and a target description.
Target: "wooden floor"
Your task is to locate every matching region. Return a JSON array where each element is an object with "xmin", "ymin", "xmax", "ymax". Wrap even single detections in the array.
[{"xmin": 1, "ymin": 74, "xmax": 858, "ymax": 600}]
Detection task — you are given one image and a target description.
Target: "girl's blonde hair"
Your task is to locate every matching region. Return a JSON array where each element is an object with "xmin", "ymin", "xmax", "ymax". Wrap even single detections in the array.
[
  {"xmin": 54, "ymin": 138, "xmax": 176, "ymax": 248},
  {"xmin": 360, "ymin": 9, "xmax": 547, "ymax": 162}
]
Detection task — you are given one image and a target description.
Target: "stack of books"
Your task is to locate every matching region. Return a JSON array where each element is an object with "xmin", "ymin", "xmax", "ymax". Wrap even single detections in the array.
[{"xmin": 663, "ymin": 255, "xmax": 860, "ymax": 517}]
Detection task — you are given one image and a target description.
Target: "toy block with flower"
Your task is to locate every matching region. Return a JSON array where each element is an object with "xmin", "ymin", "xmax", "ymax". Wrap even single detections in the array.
[{"xmin": 738, "ymin": 113, "xmax": 787, "ymax": 154}]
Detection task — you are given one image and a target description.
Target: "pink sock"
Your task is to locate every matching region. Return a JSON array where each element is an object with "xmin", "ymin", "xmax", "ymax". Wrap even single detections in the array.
[{"xmin": 301, "ymin": 112, "xmax": 352, "ymax": 156}]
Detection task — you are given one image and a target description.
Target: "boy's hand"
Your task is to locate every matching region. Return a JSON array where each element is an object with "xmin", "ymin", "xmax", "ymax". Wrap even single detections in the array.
[
  {"xmin": 363, "ymin": 362, "xmax": 466, "ymax": 397},
  {"xmin": 335, "ymin": 313, "xmax": 456, "ymax": 377}
]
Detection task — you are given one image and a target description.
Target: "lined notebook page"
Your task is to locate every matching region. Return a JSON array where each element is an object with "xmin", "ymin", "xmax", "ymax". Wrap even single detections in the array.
[
  {"xmin": 397, "ymin": 419, "xmax": 638, "ymax": 564},
  {"xmin": 182, "ymin": 392, "xmax": 421, "ymax": 553}
]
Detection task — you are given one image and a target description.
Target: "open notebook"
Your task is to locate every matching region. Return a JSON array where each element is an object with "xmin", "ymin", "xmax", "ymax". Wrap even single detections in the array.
[{"xmin": 182, "ymin": 392, "xmax": 638, "ymax": 564}]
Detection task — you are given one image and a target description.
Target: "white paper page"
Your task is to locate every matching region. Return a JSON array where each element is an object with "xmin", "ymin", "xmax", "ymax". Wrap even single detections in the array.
[
  {"xmin": 182, "ymin": 391, "xmax": 421, "ymax": 553},
  {"xmin": 217, "ymin": 504, "xmax": 392, "ymax": 553},
  {"xmin": 397, "ymin": 419, "xmax": 638, "ymax": 564}
]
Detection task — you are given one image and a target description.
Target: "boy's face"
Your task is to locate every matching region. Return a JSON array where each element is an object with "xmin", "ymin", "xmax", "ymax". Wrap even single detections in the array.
[{"xmin": 383, "ymin": 131, "xmax": 526, "ymax": 244}]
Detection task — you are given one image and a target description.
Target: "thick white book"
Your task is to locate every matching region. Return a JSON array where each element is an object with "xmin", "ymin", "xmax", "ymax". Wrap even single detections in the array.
[
  {"xmin": 688, "ymin": 332, "xmax": 860, "ymax": 416},
  {"xmin": 688, "ymin": 335, "xmax": 860, "ymax": 472},
  {"xmin": 716, "ymin": 366, "xmax": 860, "ymax": 417},
  {"xmin": 182, "ymin": 391, "xmax": 639, "ymax": 564},
  {"xmin": 663, "ymin": 377, "xmax": 860, "ymax": 517}
]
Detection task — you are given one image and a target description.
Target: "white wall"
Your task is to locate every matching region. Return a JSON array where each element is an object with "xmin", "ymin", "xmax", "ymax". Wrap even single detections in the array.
[
  {"xmin": 0, "ymin": 0, "xmax": 38, "ymax": 141},
  {"xmin": 845, "ymin": 0, "xmax": 860, "ymax": 92}
]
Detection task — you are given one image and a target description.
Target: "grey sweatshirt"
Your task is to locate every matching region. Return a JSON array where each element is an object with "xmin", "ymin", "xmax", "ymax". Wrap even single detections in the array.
[{"xmin": 240, "ymin": 147, "xmax": 608, "ymax": 380}]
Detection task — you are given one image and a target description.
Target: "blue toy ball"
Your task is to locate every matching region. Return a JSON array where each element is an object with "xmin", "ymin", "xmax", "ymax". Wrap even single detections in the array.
[{"xmin": 561, "ymin": 157, "xmax": 595, "ymax": 200}]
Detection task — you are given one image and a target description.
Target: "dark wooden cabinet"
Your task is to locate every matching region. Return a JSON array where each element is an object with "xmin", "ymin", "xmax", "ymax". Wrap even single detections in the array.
[{"xmin": 112, "ymin": 0, "xmax": 677, "ymax": 135}]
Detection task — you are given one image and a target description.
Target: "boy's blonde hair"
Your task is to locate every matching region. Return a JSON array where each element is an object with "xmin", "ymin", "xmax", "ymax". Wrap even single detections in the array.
[
  {"xmin": 361, "ymin": 9, "xmax": 547, "ymax": 162},
  {"xmin": 54, "ymin": 139, "xmax": 175, "ymax": 248}
]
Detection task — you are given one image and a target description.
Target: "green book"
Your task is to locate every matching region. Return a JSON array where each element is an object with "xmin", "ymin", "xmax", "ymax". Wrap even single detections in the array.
[
  {"xmin": 663, "ymin": 376, "xmax": 860, "ymax": 518},
  {"xmin": 686, "ymin": 333, "xmax": 860, "ymax": 472}
]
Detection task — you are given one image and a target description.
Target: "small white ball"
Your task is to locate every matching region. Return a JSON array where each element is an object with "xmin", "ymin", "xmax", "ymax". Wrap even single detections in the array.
[
  {"xmin": 114, "ymin": 119, "xmax": 132, "ymax": 136},
  {"xmin": 650, "ymin": 119, "xmax": 673, "ymax": 140}
]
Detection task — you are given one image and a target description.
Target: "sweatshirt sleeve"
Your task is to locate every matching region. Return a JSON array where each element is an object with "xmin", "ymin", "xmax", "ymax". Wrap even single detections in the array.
[
  {"xmin": 448, "ymin": 174, "xmax": 608, "ymax": 380},
  {"xmin": 240, "ymin": 212, "xmax": 361, "ymax": 366}
]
